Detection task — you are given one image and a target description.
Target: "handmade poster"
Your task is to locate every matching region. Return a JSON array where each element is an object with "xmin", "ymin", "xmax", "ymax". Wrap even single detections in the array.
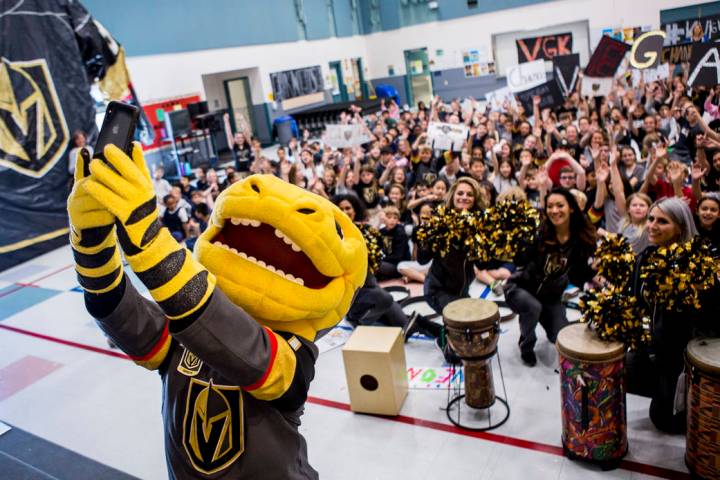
[
  {"xmin": 630, "ymin": 30, "xmax": 666, "ymax": 69},
  {"xmin": 321, "ymin": 124, "xmax": 372, "ymax": 148},
  {"xmin": 553, "ymin": 53, "xmax": 580, "ymax": 96},
  {"xmin": 631, "ymin": 63, "xmax": 670, "ymax": 84},
  {"xmin": 661, "ymin": 42, "xmax": 695, "ymax": 64},
  {"xmin": 427, "ymin": 122, "xmax": 469, "ymax": 151},
  {"xmin": 485, "ymin": 86, "xmax": 516, "ymax": 111},
  {"xmin": 407, "ymin": 366, "xmax": 464, "ymax": 390},
  {"xmin": 315, "ymin": 326, "xmax": 352, "ymax": 353},
  {"xmin": 600, "ymin": 26, "xmax": 650, "ymax": 45},
  {"xmin": 462, "ymin": 47, "xmax": 491, "ymax": 78},
  {"xmin": 515, "ymin": 79, "xmax": 564, "ymax": 112},
  {"xmin": 581, "ymin": 76, "xmax": 613, "ymax": 97},
  {"xmin": 585, "ymin": 35, "xmax": 629, "ymax": 77},
  {"xmin": 506, "ymin": 59, "xmax": 547, "ymax": 92},
  {"xmin": 516, "ymin": 32, "xmax": 573, "ymax": 63},
  {"xmin": 688, "ymin": 42, "xmax": 720, "ymax": 87}
]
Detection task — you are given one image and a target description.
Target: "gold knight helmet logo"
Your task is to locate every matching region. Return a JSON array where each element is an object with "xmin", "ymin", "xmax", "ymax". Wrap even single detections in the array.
[
  {"xmin": 0, "ymin": 57, "xmax": 69, "ymax": 178},
  {"xmin": 182, "ymin": 378, "xmax": 244, "ymax": 475}
]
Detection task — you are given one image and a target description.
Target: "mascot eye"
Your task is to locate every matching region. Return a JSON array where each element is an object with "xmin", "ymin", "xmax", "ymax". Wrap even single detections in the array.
[
  {"xmin": 297, "ymin": 208, "xmax": 315, "ymax": 215},
  {"xmin": 335, "ymin": 221, "xmax": 344, "ymax": 239},
  {"xmin": 250, "ymin": 182, "xmax": 261, "ymax": 193}
]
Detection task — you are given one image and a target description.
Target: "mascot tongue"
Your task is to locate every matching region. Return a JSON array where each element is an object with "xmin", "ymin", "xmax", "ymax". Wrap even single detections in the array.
[{"xmin": 213, "ymin": 221, "xmax": 332, "ymax": 289}]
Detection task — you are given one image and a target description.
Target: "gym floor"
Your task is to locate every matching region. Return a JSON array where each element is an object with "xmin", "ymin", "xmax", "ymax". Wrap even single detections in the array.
[{"xmin": 0, "ymin": 245, "xmax": 689, "ymax": 479}]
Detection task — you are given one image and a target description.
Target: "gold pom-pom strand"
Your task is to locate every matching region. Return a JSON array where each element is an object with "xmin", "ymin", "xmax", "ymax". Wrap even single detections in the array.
[
  {"xmin": 579, "ymin": 286, "xmax": 649, "ymax": 351},
  {"xmin": 594, "ymin": 234, "xmax": 636, "ymax": 289},
  {"xmin": 640, "ymin": 236, "xmax": 719, "ymax": 311},
  {"xmin": 357, "ymin": 223, "xmax": 384, "ymax": 274},
  {"xmin": 480, "ymin": 200, "xmax": 540, "ymax": 261},
  {"xmin": 416, "ymin": 205, "xmax": 486, "ymax": 258}
]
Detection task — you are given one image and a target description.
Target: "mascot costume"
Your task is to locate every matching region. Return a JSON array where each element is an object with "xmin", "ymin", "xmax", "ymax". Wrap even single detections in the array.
[{"xmin": 68, "ymin": 144, "xmax": 367, "ymax": 478}]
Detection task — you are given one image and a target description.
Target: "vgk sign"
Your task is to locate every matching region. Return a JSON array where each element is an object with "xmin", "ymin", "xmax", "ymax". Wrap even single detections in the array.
[
  {"xmin": 585, "ymin": 35, "xmax": 629, "ymax": 77},
  {"xmin": 553, "ymin": 53, "xmax": 580, "ymax": 96},
  {"xmin": 630, "ymin": 30, "xmax": 666, "ymax": 69},
  {"xmin": 0, "ymin": 57, "xmax": 69, "ymax": 178},
  {"xmin": 516, "ymin": 32, "xmax": 573, "ymax": 63}
]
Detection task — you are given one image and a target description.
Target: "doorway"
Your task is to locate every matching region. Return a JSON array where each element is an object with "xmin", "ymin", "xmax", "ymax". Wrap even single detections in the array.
[
  {"xmin": 403, "ymin": 48, "xmax": 433, "ymax": 108},
  {"xmin": 329, "ymin": 61, "xmax": 348, "ymax": 103},
  {"xmin": 223, "ymin": 77, "xmax": 255, "ymax": 136}
]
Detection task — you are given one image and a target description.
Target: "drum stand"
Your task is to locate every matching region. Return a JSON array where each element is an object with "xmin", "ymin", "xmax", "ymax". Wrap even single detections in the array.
[{"xmin": 444, "ymin": 342, "xmax": 510, "ymax": 431}]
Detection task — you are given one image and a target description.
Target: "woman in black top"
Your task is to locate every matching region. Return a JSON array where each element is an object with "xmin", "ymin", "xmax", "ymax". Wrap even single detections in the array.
[
  {"xmin": 505, "ymin": 188, "xmax": 597, "ymax": 366},
  {"xmin": 695, "ymin": 193, "xmax": 720, "ymax": 252},
  {"xmin": 627, "ymin": 197, "xmax": 720, "ymax": 433}
]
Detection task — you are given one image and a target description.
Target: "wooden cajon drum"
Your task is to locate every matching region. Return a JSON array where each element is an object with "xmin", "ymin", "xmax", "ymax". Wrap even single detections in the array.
[{"xmin": 342, "ymin": 326, "xmax": 408, "ymax": 415}]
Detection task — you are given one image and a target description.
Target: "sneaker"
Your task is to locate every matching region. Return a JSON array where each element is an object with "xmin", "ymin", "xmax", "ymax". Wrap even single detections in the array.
[
  {"xmin": 436, "ymin": 336, "xmax": 462, "ymax": 365},
  {"xmin": 404, "ymin": 312, "xmax": 420, "ymax": 343},
  {"xmin": 521, "ymin": 350, "xmax": 537, "ymax": 367},
  {"xmin": 491, "ymin": 279, "xmax": 506, "ymax": 296}
]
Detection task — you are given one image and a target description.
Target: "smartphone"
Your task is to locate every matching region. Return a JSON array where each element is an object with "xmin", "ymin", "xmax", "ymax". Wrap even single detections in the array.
[{"xmin": 94, "ymin": 101, "xmax": 140, "ymax": 163}]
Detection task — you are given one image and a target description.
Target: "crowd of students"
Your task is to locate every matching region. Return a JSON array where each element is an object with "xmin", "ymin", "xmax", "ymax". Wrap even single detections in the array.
[{"xmin": 148, "ymin": 61, "xmax": 720, "ymax": 434}]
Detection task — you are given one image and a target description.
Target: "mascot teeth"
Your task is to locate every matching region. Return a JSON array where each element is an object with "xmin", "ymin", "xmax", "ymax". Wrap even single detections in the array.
[
  {"xmin": 230, "ymin": 217, "xmax": 261, "ymax": 227},
  {"xmin": 213, "ymin": 238, "xmax": 306, "ymax": 286},
  {"xmin": 274, "ymin": 228, "xmax": 302, "ymax": 252}
]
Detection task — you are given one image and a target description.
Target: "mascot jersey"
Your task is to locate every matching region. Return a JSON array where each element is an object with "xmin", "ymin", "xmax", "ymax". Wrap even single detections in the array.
[{"xmin": 67, "ymin": 145, "xmax": 367, "ymax": 478}]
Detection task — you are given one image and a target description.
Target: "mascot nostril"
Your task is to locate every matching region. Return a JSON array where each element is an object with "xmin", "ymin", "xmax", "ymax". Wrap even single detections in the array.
[{"xmin": 74, "ymin": 142, "xmax": 367, "ymax": 479}]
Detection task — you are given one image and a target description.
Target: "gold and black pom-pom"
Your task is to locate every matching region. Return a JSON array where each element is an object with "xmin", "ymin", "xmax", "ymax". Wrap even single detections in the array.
[
  {"xmin": 357, "ymin": 223, "xmax": 384, "ymax": 274},
  {"xmin": 481, "ymin": 200, "xmax": 540, "ymax": 261},
  {"xmin": 594, "ymin": 234, "xmax": 635, "ymax": 289},
  {"xmin": 579, "ymin": 286, "xmax": 649, "ymax": 351},
  {"xmin": 640, "ymin": 236, "xmax": 719, "ymax": 310},
  {"xmin": 416, "ymin": 205, "xmax": 483, "ymax": 258}
]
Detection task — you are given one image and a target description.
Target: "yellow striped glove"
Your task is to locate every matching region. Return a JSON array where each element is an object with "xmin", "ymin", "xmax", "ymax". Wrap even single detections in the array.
[
  {"xmin": 68, "ymin": 148, "xmax": 123, "ymax": 294},
  {"xmin": 83, "ymin": 143, "xmax": 216, "ymax": 321}
]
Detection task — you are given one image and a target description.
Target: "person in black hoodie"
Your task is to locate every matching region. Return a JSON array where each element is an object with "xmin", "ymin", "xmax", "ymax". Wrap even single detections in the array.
[
  {"xmin": 378, "ymin": 206, "xmax": 410, "ymax": 280},
  {"xmin": 504, "ymin": 188, "xmax": 597, "ymax": 367},
  {"xmin": 627, "ymin": 197, "xmax": 720, "ymax": 434}
]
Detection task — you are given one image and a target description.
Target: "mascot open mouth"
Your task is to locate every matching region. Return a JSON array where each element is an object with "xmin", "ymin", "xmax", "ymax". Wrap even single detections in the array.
[{"xmin": 211, "ymin": 218, "xmax": 333, "ymax": 289}]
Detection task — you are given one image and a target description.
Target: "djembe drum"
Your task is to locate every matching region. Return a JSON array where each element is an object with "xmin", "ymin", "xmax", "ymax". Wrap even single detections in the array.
[
  {"xmin": 685, "ymin": 337, "xmax": 720, "ymax": 479},
  {"xmin": 557, "ymin": 323, "xmax": 627, "ymax": 464},
  {"xmin": 442, "ymin": 298, "xmax": 500, "ymax": 409}
]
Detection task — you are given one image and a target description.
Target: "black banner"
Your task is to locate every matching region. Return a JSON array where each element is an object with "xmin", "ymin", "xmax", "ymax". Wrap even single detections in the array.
[
  {"xmin": 585, "ymin": 35, "xmax": 629, "ymax": 77},
  {"xmin": 661, "ymin": 14, "xmax": 720, "ymax": 45},
  {"xmin": 688, "ymin": 42, "xmax": 720, "ymax": 87},
  {"xmin": 0, "ymin": 0, "xmax": 117, "ymax": 271},
  {"xmin": 661, "ymin": 42, "xmax": 695, "ymax": 64},
  {"xmin": 630, "ymin": 31, "xmax": 665, "ymax": 69},
  {"xmin": 553, "ymin": 53, "xmax": 580, "ymax": 96},
  {"xmin": 516, "ymin": 32, "xmax": 573, "ymax": 63},
  {"xmin": 516, "ymin": 80, "xmax": 564, "ymax": 112}
]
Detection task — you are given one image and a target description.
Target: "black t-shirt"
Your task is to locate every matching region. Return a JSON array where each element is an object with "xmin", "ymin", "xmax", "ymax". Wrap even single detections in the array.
[
  {"xmin": 234, "ymin": 144, "xmax": 254, "ymax": 172},
  {"xmin": 353, "ymin": 182, "xmax": 381, "ymax": 209},
  {"xmin": 411, "ymin": 225, "xmax": 433, "ymax": 265},
  {"xmin": 379, "ymin": 225, "xmax": 410, "ymax": 265}
]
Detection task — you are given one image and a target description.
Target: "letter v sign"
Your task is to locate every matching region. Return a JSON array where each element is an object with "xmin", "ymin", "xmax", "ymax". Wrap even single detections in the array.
[{"xmin": 518, "ymin": 38, "xmax": 542, "ymax": 62}]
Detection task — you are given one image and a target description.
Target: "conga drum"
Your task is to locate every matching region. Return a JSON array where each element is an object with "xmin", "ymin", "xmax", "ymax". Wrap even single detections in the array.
[
  {"xmin": 443, "ymin": 298, "xmax": 500, "ymax": 409},
  {"xmin": 685, "ymin": 337, "xmax": 720, "ymax": 479},
  {"xmin": 556, "ymin": 324, "xmax": 627, "ymax": 464}
]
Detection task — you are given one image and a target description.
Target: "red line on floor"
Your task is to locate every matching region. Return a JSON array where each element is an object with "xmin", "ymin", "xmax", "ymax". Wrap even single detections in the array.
[
  {"xmin": 306, "ymin": 396, "xmax": 690, "ymax": 480},
  {"xmin": 0, "ymin": 324, "xmax": 129, "ymax": 360},
  {"xmin": 0, "ymin": 264, "xmax": 75, "ymax": 299},
  {"xmin": 0, "ymin": 322, "xmax": 690, "ymax": 480}
]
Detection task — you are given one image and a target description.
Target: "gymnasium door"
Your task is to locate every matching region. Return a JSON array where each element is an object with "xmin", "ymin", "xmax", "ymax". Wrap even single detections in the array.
[
  {"xmin": 403, "ymin": 48, "xmax": 433, "ymax": 108},
  {"xmin": 329, "ymin": 61, "xmax": 348, "ymax": 103},
  {"xmin": 224, "ymin": 77, "xmax": 256, "ymax": 136}
]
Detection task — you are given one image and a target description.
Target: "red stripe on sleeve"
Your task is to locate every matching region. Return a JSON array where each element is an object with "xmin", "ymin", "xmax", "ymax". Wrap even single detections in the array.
[
  {"xmin": 244, "ymin": 327, "xmax": 278, "ymax": 391},
  {"xmin": 130, "ymin": 322, "xmax": 169, "ymax": 362}
]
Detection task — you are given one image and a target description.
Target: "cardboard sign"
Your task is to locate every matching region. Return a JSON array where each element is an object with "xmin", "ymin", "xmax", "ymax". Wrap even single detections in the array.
[
  {"xmin": 427, "ymin": 122, "xmax": 469, "ymax": 151},
  {"xmin": 661, "ymin": 42, "xmax": 695, "ymax": 64},
  {"xmin": 553, "ymin": 53, "xmax": 580, "ymax": 96},
  {"xmin": 631, "ymin": 63, "xmax": 670, "ymax": 84},
  {"xmin": 581, "ymin": 76, "xmax": 613, "ymax": 97},
  {"xmin": 585, "ymin": 35, "xmax": 630, "ymax": 77},
  {"xmin": 485, "ymin": 86, "xmax": 516, "ymax": 111},
  {"xmin": 630, "ymin": 30, "xmax": 666, "ymax": 69},
  {"xmin": 515, "ymin": 79, "xmax": 564, "ymax": 111},
  {"xmin": 506, "ymin": 59, "xmax": 547, "ymax": 92},
  {"xmin": 688, "ymin": 43, "xmax": 720, "ymax": 87},
  {"xmin": 321, "ymin": 124, "xmax": 372, "ymax": 148},
  {"xmin": 516, "ymin": 32, "xmax": 573, "ymax": 63}
]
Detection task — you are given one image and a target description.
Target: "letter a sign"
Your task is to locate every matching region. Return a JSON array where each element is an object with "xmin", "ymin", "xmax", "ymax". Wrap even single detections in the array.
[{"xmin": 688, "ymin": 43, "xmax": 720, "ymax": 87}]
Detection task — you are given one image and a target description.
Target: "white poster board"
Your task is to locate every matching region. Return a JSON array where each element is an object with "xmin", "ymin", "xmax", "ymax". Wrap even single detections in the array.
[
  {"xmin": 485, "ymin": 87, "xmax": 516, "ymax": 111},
  {"xmin": 631, "ymin": 63, "xmax": 670, "ymax": 84},
  {"xmin": 427, "ymin": 122, "xmax": 469, "ymax": 151},
  {"xmin": 321, "ymin": 124, "xmax": 371, "ymax": 148},
  {"xmin": 506, "ymin": 59, "xmax": 547, "ymax": 92},
  {"xmin": 581, "ymin": 76, "xmax": 613, "ymax": 97}
]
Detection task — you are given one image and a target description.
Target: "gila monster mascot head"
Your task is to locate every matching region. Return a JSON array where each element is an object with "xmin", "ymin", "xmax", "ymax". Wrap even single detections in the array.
[{"xmin": 195, "ymin": 175, "xmax": 367, "ymax": 341}]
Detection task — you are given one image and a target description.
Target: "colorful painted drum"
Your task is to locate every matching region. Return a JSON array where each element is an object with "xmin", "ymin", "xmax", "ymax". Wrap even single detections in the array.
[
  {"xmin": 556, "ymin": 324, "xmax": 627, "ymax": 463},
  {"xmin": 443, "ymin": 298, "xmax": 499, "ymax": 409},
  {"xmin": 685, "ymin": 337, "xmax": 720, "ymax": 479}
]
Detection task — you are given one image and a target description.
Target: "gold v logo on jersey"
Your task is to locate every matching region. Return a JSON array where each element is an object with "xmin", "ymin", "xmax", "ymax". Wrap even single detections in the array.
[
  {"xmin": 177, "ymin": 347, "xmax": 203, "ymax": 377},
  {"xmin": 0, "ymin": 57, "xmax": 69, "ymax": 178},
  {"xmin": 182, "ymin": 378, "xmax": 244, "ymax": 475}
]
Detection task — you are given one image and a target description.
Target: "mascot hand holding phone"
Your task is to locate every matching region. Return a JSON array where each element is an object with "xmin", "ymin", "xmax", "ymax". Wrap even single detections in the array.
[{"xmin": 68, "ymin": 143, "xmax": 367, "ymax": 479}]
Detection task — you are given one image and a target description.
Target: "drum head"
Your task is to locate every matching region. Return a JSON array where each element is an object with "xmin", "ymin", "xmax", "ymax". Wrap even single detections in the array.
[
  {"xmin": 687, "ymin": 337, "xmax": 720, "ymax": 375},
  {"xmin": 383, "ymin": 286, "xmax": 410, "ymax": 303},
  {"xmin": 556, "ymin": 323, "xmax": 625, "ymax": 362},
  {"xmin": 443, "ymin": 298, "xmax": 499, "ymax": 328},
  {"xmin": 401, "ymin": 296, "xmax": 440, "ymax": 320}
]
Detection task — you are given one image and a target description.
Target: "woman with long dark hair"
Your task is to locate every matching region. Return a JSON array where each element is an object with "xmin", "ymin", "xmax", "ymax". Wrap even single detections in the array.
[{"xmin": 504, "ymin": 188, "xmax": 597, "ymax": 366}]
